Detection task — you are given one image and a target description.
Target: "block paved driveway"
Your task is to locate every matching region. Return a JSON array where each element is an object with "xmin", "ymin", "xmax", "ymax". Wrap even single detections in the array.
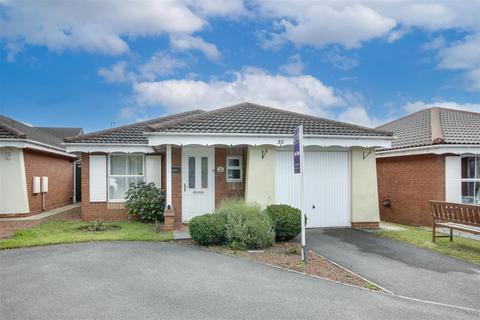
[
  {"xmin": 307, "ymin": 228, "xmax": 480, "ymax": 310},
  {"xmin": 1, "ymin": 242, "xmax": 478, "ymax": 320}
]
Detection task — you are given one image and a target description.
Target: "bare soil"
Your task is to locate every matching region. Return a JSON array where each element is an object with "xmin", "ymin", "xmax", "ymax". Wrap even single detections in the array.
[{"xmin": 177, "ymin": 240, "xmax": 382, "ymax": 291}]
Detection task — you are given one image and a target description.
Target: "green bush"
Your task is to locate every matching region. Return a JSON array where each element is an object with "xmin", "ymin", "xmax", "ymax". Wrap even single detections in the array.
[
  {"xmin": 221, "ymin": 199, "xmax": 275, "ymax": 250},
  {"xmin": 265, "ymin": 204, "xmax": 303, "ymax": 241},
  {"xmin": 87, "ymin": 219, "xmax": 105, "ymax": 232},
  {"xmin": 189, "ymin": 213, "xmax": 227, "ymax": 246},
  {"xmin": 125, "ymin": 182, "xmax": 165, "ymax": 222}
]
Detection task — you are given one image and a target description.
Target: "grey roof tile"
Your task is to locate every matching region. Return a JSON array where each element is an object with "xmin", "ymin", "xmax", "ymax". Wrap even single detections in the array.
[
  {"xmin": 148, "ymin": 102, "xmax": 392, "ymax": 137},
  {"xmin": 36, "ymin": 127, "xmax": 84, "ymax": 139},
  {"xmin": 65, "ymin": 110, "xmax": 204, "ymax": 144},
  {"xmin": 0, "ymin": 115, "xmax": 66, "ymax": 149},
  {"xmin": 376, "ymin": 107, "xmax": 480, "ymax": 150}
]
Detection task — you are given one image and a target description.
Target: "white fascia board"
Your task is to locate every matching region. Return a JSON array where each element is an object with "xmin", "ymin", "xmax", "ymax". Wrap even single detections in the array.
[
  {"xmin": 65, "ymin": 143, "xmax": 155, "ymax": 153},
  {"xmin": 376, "ymin": 144, "xmax": 480, "ymax": 158},
  {"xmin": 0, "ymin": 139, "xmax": 76, "ymax": 158},
  {"xmin": 146, "ymin": 133, "xmax": 392, "ymax": 148}
]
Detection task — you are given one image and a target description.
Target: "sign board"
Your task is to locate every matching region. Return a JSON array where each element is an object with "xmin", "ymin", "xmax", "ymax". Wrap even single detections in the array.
[{"xmin": 293, "ymin": 127, "xmax": 301, "ymax": 174}]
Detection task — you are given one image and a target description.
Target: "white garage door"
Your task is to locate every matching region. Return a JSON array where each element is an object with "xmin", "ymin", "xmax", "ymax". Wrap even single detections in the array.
[{"xmin": 275, "ymin": 150, "xmax": 351, "ymax": 228}]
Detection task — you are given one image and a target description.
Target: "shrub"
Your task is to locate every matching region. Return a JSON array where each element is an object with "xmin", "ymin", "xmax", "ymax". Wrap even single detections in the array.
[
  {"xmin": 87, "ymin": 219, "xmax": 105, "ymax": 232},
  {"xmin": 125, "ymin": 182, "xmax": 165, "ymax": 222},
  {"xmin": 189, "ymin": 213, "xmax": 227, "ymax": 246},
  {"xmin": 221, "ymin": 199, "xmax": 275, "ymax": 250},
  {"xmin": 265, "ymin": 204, "xmax": 303, "ymax": 241}
]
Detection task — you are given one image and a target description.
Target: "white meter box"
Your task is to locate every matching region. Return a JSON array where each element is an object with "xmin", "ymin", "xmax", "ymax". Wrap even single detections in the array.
[
  {"xmin": 41, "ymin": 176, "xmax": 49, "ymax": 192},
  {"xmin": 33, "ymin": 176, "xmax": 41, "ymax": 194}
]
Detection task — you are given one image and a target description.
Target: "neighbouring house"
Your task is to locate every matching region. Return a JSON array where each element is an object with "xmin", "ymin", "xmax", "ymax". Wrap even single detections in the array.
[
  {"xmin": 376, "ymin": 107, "xmax": 480, "ymax": 226},
  {"xmin": 64, "ymin": 103, "xmax": 393, "ymax": 229},
  {"xmin": 0, "ymin": 115, "xmax": 82, "ymax": 218}
]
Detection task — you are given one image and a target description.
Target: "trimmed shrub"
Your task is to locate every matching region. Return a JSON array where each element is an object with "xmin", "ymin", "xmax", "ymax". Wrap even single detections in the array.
[
  {"xmin": 221, "ymin": 199, "xmax": 275, "ymax": 250},
  {"xmin": 125, "ymin": 182, "xmax": 165, "ymax": 222},
  {"xmin": 265, "ymin": 204, "xmax": 302, "ymax": 241},
  {"xmin": 189, "ymin": 213, "xmax": 227, "ymax": 246}
]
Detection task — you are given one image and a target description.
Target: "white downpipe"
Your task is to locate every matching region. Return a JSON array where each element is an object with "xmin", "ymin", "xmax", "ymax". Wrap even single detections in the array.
[{"xmin": 166, "ymin": 144, "xmax": 173, "ymax": 208}]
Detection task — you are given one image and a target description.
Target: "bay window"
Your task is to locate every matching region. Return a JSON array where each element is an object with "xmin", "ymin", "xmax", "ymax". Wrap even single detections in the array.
[
  {"xmin": 109, "ymin": 154, "xmax": 145, "ymax": 201},
  {"xmin": 461, "ymin": 156, "xmax": 480, "ymax": 205}
]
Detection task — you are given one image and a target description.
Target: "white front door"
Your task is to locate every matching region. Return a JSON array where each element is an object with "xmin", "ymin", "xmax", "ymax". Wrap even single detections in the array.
[
  {"xmin": 182, "ymin": 147, "xmax": 215, "ymax": 222},
  {"xmin": 275, "ymin": 150, "xmax": 351, "ymax": 228}
]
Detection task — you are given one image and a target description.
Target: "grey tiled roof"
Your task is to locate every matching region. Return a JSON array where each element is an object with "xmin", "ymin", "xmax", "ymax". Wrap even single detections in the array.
[
  {"xmin": 0, "ymin": 114, "xmax": 66, "ymax": 149},
  {"xmin": 65, "ymin": 110, "xmax": 204, "ymax": 144},
  {"xmin": 37, "ymin": 127, "xmax": 83, "ymax": 139},
  {"xmin": 148, "ymin": 103, "xmax": 393, "ymax": 137},
  {"xmin": 376, "ymin": 107, "xmax": 480, "ymax": 150}
]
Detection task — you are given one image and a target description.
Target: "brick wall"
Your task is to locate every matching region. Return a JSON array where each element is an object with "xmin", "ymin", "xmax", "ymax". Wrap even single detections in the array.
[
  {"xmin": 171, "ymin": 146, "xmax": 182, "ymax": 223},
  {"xmin": 23, "ymin": 149, "xmax": 74, "ymax": 214},
  {"xmin": 376, "ymin": 154, "xmax": 445, "ymax": 226},
  {"xmin": 214, "ymin": 147, "xmax": 246, "ymax": 207},
  {"xmin": 80, "ymin": 153, "xmax": 128, "ymax": 221}
]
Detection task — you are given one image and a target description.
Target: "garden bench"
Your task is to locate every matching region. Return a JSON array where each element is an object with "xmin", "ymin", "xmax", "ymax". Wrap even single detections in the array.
[{"xmin": 430, "ymin": 201, "xmax": 480, "ymax": 242}]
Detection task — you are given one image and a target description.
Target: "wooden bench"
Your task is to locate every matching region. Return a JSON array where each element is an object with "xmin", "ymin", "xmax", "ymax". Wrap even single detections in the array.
[{"xmin": 430, "ymin": 201, "xmax": 480, "ymax": 242}]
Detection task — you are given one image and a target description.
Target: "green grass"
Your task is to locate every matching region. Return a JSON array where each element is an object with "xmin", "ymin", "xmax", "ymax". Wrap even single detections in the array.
[
  {"xmin": 374, "ymin": 224, "xmax": 480, "ymax": 265},
  {"xmin": 0, "ymin": 220, "xmax": 173, "ymax": 250}
]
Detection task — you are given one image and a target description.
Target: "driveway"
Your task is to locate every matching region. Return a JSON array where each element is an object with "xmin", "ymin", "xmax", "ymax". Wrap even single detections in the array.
[
  {"xmin": 307, "ymin": 228, "xmax": 480, "ymax": 310},
  {"xmin": 0, "ymin": 242, "xmax": 478, "ymax": 320}
]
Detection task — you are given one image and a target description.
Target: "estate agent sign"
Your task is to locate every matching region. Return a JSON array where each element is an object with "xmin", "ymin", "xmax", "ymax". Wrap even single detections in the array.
[{"xmin": 294, "ymin": 125, "xmax": 307, "ymax": 262}]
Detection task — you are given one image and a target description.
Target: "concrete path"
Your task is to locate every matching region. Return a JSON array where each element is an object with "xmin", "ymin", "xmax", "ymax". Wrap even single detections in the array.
[
  {"xmin": 307, "ymin": 228, "xmax": 480, "ymax": 310},
  {"xmin": 1, "ymin": 242, "xmax": 478, "ymax": 320}
]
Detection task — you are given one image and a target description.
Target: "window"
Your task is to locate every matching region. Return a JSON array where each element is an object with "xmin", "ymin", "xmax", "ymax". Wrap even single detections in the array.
[
  {"xmin": 226, "ymin": 156, "xmax": 243, "ymax": 182},
  {"xmin": 461, "ymin": 156, "xmax": 480, "ymax": 205},
  {"xmin": 109, "ymin": 154, "xmax": 144, "ymax": 201}
]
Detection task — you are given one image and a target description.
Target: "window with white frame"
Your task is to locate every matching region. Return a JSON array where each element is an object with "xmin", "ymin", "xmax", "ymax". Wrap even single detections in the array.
[
  {"xmin": 461, "ymin": 156, "xmax": 480, "ymax": 205},
  {"xmin": 109, "ymin": 154, "xmax": 145, "ymax": 201},
  {"xmin": 226, "ymin": 156, "xmax": 243, "ymax": 182}
]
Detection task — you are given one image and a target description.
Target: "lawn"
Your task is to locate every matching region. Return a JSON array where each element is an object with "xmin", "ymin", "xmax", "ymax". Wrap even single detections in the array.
[
  {"xmin": 0, "ymin": 220, "xmax": 173, "ymax": 250},
  {"xmin": 374, "ymin": 224, "xmax": 480, "ymax": 265}
]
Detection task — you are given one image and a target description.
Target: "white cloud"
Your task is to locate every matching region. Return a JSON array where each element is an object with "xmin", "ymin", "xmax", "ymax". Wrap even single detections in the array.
[
  {"xmin": 98, "ymin": 52, "xmax": 186, "ymax": 83},
  {"xmin": 170, "ymin": 34, "xmax": 221, "ymax": 61},
  {"xmin": 403, "ymin": 101, "xmax": 480, "ymax": 114},
  {"xmin": 256, "ymin": 1, "xmax": 480, "ymax": 49},
  {"xmin": 0, "ymin": 0, "xmax": 243, "ymax": 55},
  {"xmin": 279, "ymin": 54, "xmax": 305, "ymax": 75},
  {"xmin": 133, "ymin": 67, "xmax": 343, "ymax": 115},
  {"xmin": 422, "ymin": 36, "xmax": 446, "ymax": 51},
  {"xmin": 4, "ymin": 42, "xmax": 22, "ymax": 62},
  {"xmin": 336, "ymin": 106, "xmax": 385, "ymax": 127},
  {"xmin": 321, "ymin": 49, "xmax": 358, "ymax": 70}
]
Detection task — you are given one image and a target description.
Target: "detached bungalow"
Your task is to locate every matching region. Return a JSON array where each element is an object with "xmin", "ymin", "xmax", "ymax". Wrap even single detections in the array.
[
  {"xmin": 0, "ymin": 115, "xmax": 81, "ymax": 217},
  {"xmin": 376, "ymin": 107, "xmax": 480, "ymax": 226},
  {"xmin": 65, "ymin": 103, "xmax": 392, "ymax": 229}
]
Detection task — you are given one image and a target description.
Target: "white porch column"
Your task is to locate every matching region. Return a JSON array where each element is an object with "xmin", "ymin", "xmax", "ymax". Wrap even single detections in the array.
[{"xmin": 166, "ymin": 144, "xmax": 173, "ymax": 207}]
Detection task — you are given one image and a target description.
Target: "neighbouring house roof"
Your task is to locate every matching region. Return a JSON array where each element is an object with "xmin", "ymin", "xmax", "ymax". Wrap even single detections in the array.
[
  {"xmin": 147, "ymin": 102, "xmax": 393, "ymax": 137},
  {"xmin": 376, "ymin": 107, "xmax": 480, "ymax": 150},
  {"xmin": 0, "ymin": 114, "xmax": 68, "ymax": 150},
  {"xmin": 36, "ymin": 127, "xmax": 84, "ymax": 139},
  {"xmin": 64, "ymin": 110, "xmax": 204, "ymax": 144}
]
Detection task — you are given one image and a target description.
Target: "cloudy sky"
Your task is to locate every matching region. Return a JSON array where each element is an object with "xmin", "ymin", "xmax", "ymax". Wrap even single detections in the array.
[{"xmin": 0, "ymin": 0, "xmax": 479, "ymax": 131}]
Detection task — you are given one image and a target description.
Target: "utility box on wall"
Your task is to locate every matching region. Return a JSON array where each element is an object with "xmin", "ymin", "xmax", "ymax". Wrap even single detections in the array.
[
  {"xmin": 33, "ymin": 176, "xmax": 41, "ymax": 194},
  {"xmin": 41, "ymin": 176, "xmax": 48, "ymax": 193}
]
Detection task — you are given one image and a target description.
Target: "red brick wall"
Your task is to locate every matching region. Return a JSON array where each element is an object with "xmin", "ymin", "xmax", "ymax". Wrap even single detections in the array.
[
  {"xmin": 214, "ymin": 147, "xmax": 246, "ymax": 207},
  {"xmin": 376, "ymin": 154, "xmax": 445, "ymax": 226},
  {"xmin": 171, "ymin": 146, "xmax": 182, "ymax": 223},
  {"xmin": 80, "ymin": 153, "xmax": 128, "ymax": 221},
  {"xmin": 23, "ymin": 149, "xmax": 74, "ymax": 214}
]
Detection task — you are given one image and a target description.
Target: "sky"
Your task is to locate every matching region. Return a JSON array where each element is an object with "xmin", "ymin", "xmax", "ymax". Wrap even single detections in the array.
[{"xmin": 0, "ymin": 0, "xmax": 479, "ymax": 132}]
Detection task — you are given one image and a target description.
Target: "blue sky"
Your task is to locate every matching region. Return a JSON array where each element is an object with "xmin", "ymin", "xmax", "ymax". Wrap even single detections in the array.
[{"xmin": 0, "ymin": 1, "xmax": 479, "ymax": 132}]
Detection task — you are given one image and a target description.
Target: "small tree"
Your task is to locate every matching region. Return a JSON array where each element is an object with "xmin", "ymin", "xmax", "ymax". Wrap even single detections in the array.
[{"xmin": 125, "ymin": 182, "xmax": 165, "ymax": 222}]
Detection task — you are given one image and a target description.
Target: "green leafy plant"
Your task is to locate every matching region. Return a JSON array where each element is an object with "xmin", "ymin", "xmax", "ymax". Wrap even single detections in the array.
[
  {"xmin": 125, "ymin": 182, "xmax": 165, "ymax": 222},
  {"xmin": 221, "ymin": 199, "xmax": 275, "ymax": 250},
  {"xmin": 265, "ymin": 204, "xmax": 305, "ymax": 241},
  {"xmin": 87, "ymin": 219, "xmax": 105, "ymax": 232},
  {"xmin": 189, "ymin": 213, "xmax": 227, "ymax": 246}
]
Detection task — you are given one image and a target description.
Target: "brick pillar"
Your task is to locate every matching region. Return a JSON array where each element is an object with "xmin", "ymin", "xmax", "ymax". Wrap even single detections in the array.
[{"xmin": 163, "ymin": 206, "xmax": 175, "ymax": 232}]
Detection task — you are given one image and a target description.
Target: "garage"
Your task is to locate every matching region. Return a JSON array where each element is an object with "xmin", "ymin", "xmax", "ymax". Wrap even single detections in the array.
[{"xmin": 275, "ymin": 150, "xmax": 351, "ymax": 228}]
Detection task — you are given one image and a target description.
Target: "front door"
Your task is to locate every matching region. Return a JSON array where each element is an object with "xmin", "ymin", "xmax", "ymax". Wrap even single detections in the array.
[{"xmin": 182, "ymin": 147, "xmax": 215, "ymax": 222}]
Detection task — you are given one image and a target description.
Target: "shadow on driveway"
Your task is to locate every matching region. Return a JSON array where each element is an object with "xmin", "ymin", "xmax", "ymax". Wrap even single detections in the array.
[{"xmin": 307, "ymin": 228, "xmax": 480, "ymax": 310}]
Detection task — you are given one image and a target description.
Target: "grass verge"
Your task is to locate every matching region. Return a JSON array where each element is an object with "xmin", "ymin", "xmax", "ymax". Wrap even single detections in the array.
[
  {"xmin": 0, "ymin": 220, "xmax": 173, "ymax": 250},
  {"xmin": 374, "ymin": 224, "xmax": 480, "ymax": 265}
]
